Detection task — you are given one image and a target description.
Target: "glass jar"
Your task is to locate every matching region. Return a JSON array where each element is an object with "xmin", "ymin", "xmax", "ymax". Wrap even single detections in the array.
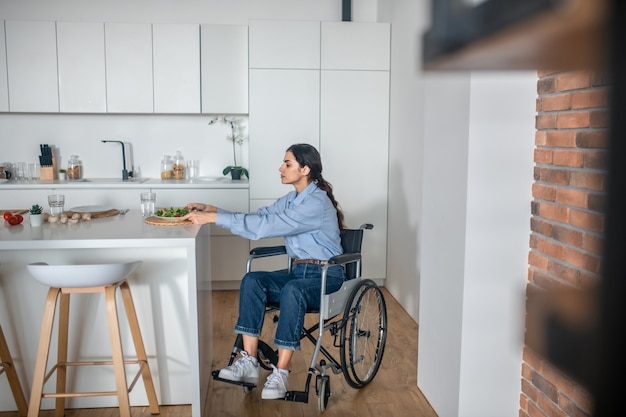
[
  {"xmin": 172, "ymin": 150, "xmax": 185, "ymax": 179},
  {"xmin": 160, "ymin": 155, "xmax": 173, "ymax": 179},
  {"xmin": 67, "ymin": 155, "xmax": 83, "ymax": 180}
]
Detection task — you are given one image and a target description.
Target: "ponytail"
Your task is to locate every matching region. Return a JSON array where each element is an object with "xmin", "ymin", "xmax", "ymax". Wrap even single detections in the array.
[{"xmin": 287, "ymin": 144, "xmax": 346, "ymax": 231}]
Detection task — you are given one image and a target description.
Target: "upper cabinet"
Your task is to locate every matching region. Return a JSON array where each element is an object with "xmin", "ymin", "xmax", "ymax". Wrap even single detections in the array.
[
  {"xmin": 57, "ymin": 22, "xmax": 106, "ymax": 113},
  {"xmin": 201, "ymin": 25, "xmax": 248, "ymax": 114},
  {"xmin": 105, "ymin": 23, "xmax": 154, "ymax": 113},
  {"xmin": 153, "ymin": 24, "xmax": 200, "ymax": 114},
  {"xmin": 249, "ymin": 20, "xmax": 320, "ymax": 69},
  {"xmin": 0, "ymin": 22, "xmax": 8, "ymax": 112},
  {"xmin": 321, "ymin": 22, "xmax": 390, "ymax": 70},
  {"xmin": 5, "ymin": 21, "xmax": 59, "ymax": 112}
]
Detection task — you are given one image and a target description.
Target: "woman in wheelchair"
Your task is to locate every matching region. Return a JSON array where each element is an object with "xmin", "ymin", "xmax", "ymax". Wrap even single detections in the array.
[{"xmin": 184, "ymin": 143, "xmax": 346, "ymax": 400}]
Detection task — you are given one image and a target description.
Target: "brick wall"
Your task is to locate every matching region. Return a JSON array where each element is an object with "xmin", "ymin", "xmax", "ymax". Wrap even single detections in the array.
[{"xmin": 521, "ymin": 70, "xmax": 610, "ymax": 417}]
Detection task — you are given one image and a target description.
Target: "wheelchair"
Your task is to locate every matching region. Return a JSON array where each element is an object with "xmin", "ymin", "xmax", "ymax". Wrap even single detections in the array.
[{"xmin": 211, "ymin": 223, "xmax": 388, "ymax": 411}]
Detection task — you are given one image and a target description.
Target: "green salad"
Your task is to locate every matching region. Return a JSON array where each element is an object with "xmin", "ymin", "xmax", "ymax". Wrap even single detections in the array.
[{"xmin": 155, "ymin": 207, "xmax": 190, "ymax": 218}]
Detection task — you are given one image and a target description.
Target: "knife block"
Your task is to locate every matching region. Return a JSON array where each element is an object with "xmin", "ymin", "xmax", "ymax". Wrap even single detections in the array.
[{"xmin": 39, "ymin": 156, "xmax": 58, "ymax": 181}]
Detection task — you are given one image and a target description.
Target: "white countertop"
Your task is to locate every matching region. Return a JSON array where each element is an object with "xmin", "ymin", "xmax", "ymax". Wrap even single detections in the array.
[
  {"xmin": 0, "ymin": 209, "xmax": 205, "ymax": 250},
  {"xmin": 0, "ymin": 177, "xmax": 248, "ymax": 190}
]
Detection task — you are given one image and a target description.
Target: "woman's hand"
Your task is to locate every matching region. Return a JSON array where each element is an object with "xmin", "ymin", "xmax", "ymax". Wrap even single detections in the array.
[
  {"xmin": 185, "ymin": 203, "xmax": 218, "ymax": 213},
  {"xmin": 183, "ymin": 210, "xmax": 217, "ymax": 225}
]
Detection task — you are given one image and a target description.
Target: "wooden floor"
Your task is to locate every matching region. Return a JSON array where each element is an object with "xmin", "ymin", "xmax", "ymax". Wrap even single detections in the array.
[{"xmin": 1, "ymin": 288, "xmax": 437, "ymax": 417}]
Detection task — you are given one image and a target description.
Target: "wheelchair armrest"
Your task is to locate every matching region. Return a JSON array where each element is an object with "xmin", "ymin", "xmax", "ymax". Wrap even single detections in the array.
[
  {"xmin": 327, "ymin": 252, "xmax": 361, "ymax": 266},
  {"xmin": 249, "ymin": 245, "xmax": 287, "ymax": 258}
]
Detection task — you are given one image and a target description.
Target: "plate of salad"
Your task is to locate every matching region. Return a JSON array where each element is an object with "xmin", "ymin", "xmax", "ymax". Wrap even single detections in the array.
[{"xmin": 154, "ymin": 207, "xmax": 190, "ymax": 221}]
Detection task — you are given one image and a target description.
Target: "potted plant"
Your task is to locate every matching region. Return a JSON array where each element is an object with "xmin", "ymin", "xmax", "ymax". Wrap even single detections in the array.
[
  {"xmin": 58, "ymin": 169, "xmax": 67, "ymax": 180},
  {"xmin": 208, "ymin": 115, "xmax": 249, "ymax": 179},
  {"xmin": 29, "ymin": 204, "xmax": 43, "ymax": 227}
]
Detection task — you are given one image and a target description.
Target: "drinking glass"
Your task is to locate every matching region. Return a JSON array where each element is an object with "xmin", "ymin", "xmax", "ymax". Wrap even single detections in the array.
[
  {"xmin": 140, "ymin": 192, "xmax": 156, "ymax": 217},
  {"xmin": 48, "ymin": 194, "xmax": 65, "ymax": 216}
]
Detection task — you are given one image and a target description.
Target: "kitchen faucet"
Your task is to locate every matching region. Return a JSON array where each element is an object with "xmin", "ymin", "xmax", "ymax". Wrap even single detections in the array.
[{"xmin": 101, "ymin": 140, "xmax": 133, "ymax": 180}]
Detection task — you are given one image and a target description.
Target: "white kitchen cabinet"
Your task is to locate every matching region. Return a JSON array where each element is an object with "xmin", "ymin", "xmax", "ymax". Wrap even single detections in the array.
[
  {"xmin": 0, "ymin": 22, "xmax": 8, "ymax": 112},
  {"xmin": 248, "ymin": 69, "xmax": 320, "ymax": 200},
  {"xmin": 105, "ymin": 23, "xmax": 153, "ymax": 113},
  {"xmin": 57, "ymin": 22, "xmax": 106, "ymax": 113},
  {"xmin": 5, "ymin": 21, "xmax": 59, "ymax": 112},
  {"xmin": 320, "ymin": 70, "xmax": 390, "ymax": 280},
  {"xmin": 321, "ymin": 22, "xmax": 390, "ymax": 70},
  {"xmin": 249, "ymin": 20, "xmax": 320, "ymax": 69},
  {"xmin": 201, "ymin": 24, "xmax": 248, "ymax": 114},
  {"xmin": 153, "ymin": 24, "xmax": 200, "ymax": 114}
]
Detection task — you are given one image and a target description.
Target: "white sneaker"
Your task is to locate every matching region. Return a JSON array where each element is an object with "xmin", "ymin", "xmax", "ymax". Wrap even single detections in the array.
[
  {"xmin": 218, "ymin": 351, "xmax": 259, "ymax": 385},
  {"xmin": 261, "ymin": 365, "xmax": 289, "ymax": 400}
]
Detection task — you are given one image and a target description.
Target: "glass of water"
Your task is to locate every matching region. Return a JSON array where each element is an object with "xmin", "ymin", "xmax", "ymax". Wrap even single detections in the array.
[
  {"xmin": 48, "ymin": 194, "xmax": 65, "ymax": 216},
  {"xmin": 140, "ymin": 192, "xmax": 156, "ymax": 217}
]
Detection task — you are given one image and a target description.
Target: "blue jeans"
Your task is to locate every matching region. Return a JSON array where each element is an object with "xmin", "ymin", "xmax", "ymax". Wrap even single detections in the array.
[{"xmin": 234, "ymin": 264, "xmax": 346, "ymax": 350}]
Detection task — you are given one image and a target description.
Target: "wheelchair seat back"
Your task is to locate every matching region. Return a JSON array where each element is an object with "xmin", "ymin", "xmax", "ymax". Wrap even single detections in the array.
[{"xmin": 340, "ymin": 227, "xmax": 365, "ymax": 280}]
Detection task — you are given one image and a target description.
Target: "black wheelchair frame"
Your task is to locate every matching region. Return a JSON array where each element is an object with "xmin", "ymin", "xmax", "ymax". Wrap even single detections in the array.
[{"xmin": 211, "ymin": 223, "xmax": 388, "ymax": 411}]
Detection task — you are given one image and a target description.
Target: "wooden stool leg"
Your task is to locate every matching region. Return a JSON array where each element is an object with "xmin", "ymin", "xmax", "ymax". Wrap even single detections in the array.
[
  {"xmin": 0, "ymin": 325, "xmax": 28, "ymax": 417},
  {"xmin": 105, "ymin": 284, "xmax": 132, "ymax": 417},
  {"xmin": 119, "ymin": 281, "xmax": 160, "ymax": 414},
  {"xmin": 28, "ymin": 288, "xmax": 61, "ymax": 417},
  {"xmin": 54, "ymin": 292, "xmax": 70, "ymax": 417}
]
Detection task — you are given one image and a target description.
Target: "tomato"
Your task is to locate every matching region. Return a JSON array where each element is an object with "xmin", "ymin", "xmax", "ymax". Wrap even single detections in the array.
[
  {"xmin": 7, "ymin": 216, "xmax": 18, "ymax": 225},
  {"xmin": 3, "ymin": 211, "xmax": 12, "ymax": 221},
  {"xmin": 15, "ymin": 214, "xmax": 24, "ymax": 224}
]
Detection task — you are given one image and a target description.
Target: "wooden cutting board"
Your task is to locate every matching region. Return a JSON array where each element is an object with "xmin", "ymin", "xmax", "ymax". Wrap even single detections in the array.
[
  {"xmin": 64, "ymin": 209, "xmax": 120, "ymax": 219},
  {"xmin": 1, "ymin": 209, "xmax": 29, "ymax": 215}
]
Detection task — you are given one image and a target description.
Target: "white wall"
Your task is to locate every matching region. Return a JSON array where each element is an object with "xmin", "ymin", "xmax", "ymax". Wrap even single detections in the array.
[{"xmin": 415, "ymin": 71, "xmax": 536, "ymax": 417}]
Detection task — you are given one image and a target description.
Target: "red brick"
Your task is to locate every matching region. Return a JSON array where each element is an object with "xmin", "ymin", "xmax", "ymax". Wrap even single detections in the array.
[
  {"xmin": 527, "ymin": 401, "xmax": 548, "ymax": 417},
  {"xmin": 538, "ymin": 203, "xmax": 569, "ymax": 223},
  {"xmin": 555, "ymin": 188, "xmax": 587, "ymax": 208},
  {"xmin": 576, "ymin": 130, "xmax": 609, "ymax": 149},
  {"xmin": 532, "ymin": 184, "xmax": 557, "ymax": 201},
  {"xmin": 535, "ymin": 130, "xmax": 548, "ymax": 146},
  {"xmin": 546, "ymin": 260, "xmax": 580, "ymax": 286},
  {"xmin": 582, "ymin": 233, "xmax": 604, "ymax": 255},
  {"xmin": 551, "ymin": 224, "xmax": 584, "ymax": 246},
  {"xmin": 537, "ymin": 393, "xmax": 567, "ymax": 417},
  {"xmin": 557, "ymin": 72, "xmax": 591, "ymax": 91},
  {"xmin": 563, "ymin": 247, "xmax": 601, "ymax": 273},
  {"xmin": 589, "ymin": 110, "xmax": 610, "ymax": 128},
  {"xmin": 569, "ymin": 209, "xmax": 604, "ymax": 232},
  {"xmin": 545, "ymin": 131, "xmax": 576, "ymax": 147},
  {"xmin": 538, "ymin": 77, "xmax": 556, "ymax": 94},
  {"xmin": 522, "ymin": 378, "xmax": 539, "ymax": 403},
  {"xmin": 556, "ymin": 112, "xmax": 590, "ymax": 129},
  {"xmin": 553, "ymin": 150, "xmax": 583, "ymax": 167},
  {"xmin": 582, "ymin": 149, "xmax": 608, "ymax": 170},
  {"xmin": 538, "ymin": 167, "xmax": 570, "ymax": 185},
  {"xmin": 571, "ymin": 88, "xmax": 610, "ymax": 109},
  {"xmin": 534, "ymin": 149, "xmax": 553, "ymax": 164},
  {"xmin": 536, "ymin": 236, "xmax": 566, "ymax": 261},
  {"xmin": 531, "ymin": 217, "xmax": 555, "ymax": 235},
  {"xmin": 537, "ymin": 114, "xmax": 557, "ymax": 129},
  {"xmin": 569, "ymin": 171, "xmax": 606, "ymax": 191},
  {"xmin": 529, "ymin": 250, "xmax": 550, "ymax": 269},
  {"xmin": 541, "ymin": 93, "xmax": 572, "ymax": 111}
]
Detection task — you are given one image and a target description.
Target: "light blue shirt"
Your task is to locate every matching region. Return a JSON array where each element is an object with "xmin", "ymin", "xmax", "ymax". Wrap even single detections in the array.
[{"xmin": 215, "ymin": 183, "xmax": 343, "ymax": 260}]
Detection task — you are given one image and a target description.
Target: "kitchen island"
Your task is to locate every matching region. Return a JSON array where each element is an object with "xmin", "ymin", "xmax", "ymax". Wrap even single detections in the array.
[{"xmin": 0, "ymin": 210, "xmax": 212, "ymax": 417}]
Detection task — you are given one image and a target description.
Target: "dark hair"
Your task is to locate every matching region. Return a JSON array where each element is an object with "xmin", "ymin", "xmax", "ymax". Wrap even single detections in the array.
[{"xmin": 287, "ymin": 143, "xmax": 346, "ymax": 231}]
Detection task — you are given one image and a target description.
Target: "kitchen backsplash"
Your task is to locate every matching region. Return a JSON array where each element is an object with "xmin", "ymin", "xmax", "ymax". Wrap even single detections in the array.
[{"xmin": 0, "ymin": 113, "xmax": 249, "ymax": 179}]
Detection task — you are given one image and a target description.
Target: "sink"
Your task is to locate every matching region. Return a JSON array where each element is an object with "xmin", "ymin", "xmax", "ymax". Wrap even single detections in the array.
[
  {"xmin": 79, "ymin": 178, "xmax": 150, "ymax": 183},
  {"xmin": 190, "ymin": 177, "xmax": 226, "ymax": 183}
]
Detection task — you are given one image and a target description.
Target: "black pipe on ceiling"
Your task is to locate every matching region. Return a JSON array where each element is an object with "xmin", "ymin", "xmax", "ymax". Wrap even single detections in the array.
[{"xmin": 342, "ymin": 0, "xmax": 352, "ymax": 21}]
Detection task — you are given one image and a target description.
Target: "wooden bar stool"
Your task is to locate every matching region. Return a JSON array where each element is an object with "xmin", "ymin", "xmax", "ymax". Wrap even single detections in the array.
[
  {"xmin": 0, "ymin": 324, "xmax": 28, "ymax": 416},
  {"xmin": 26, "ymin": 261, "xmax": 159, "ymax": 417}
]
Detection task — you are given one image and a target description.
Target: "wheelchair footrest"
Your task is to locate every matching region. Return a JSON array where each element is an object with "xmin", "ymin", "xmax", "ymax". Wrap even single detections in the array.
[
  {"xmin": 211, "ymin": 370, "xmax": 257, "ymax": 390},
  {"xmin": 284, "ymin": 390, "xmax": 309, "ymax": 403}
]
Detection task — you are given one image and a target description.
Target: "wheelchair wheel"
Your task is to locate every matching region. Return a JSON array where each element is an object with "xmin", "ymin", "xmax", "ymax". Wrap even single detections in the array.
[
  {"xmin": 316, "ymin": 375, "xmax": 331, "ymax": 412},
  {"xmin": 340, "ymin": 279, "xmax": 387, "ymax": 389}
]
